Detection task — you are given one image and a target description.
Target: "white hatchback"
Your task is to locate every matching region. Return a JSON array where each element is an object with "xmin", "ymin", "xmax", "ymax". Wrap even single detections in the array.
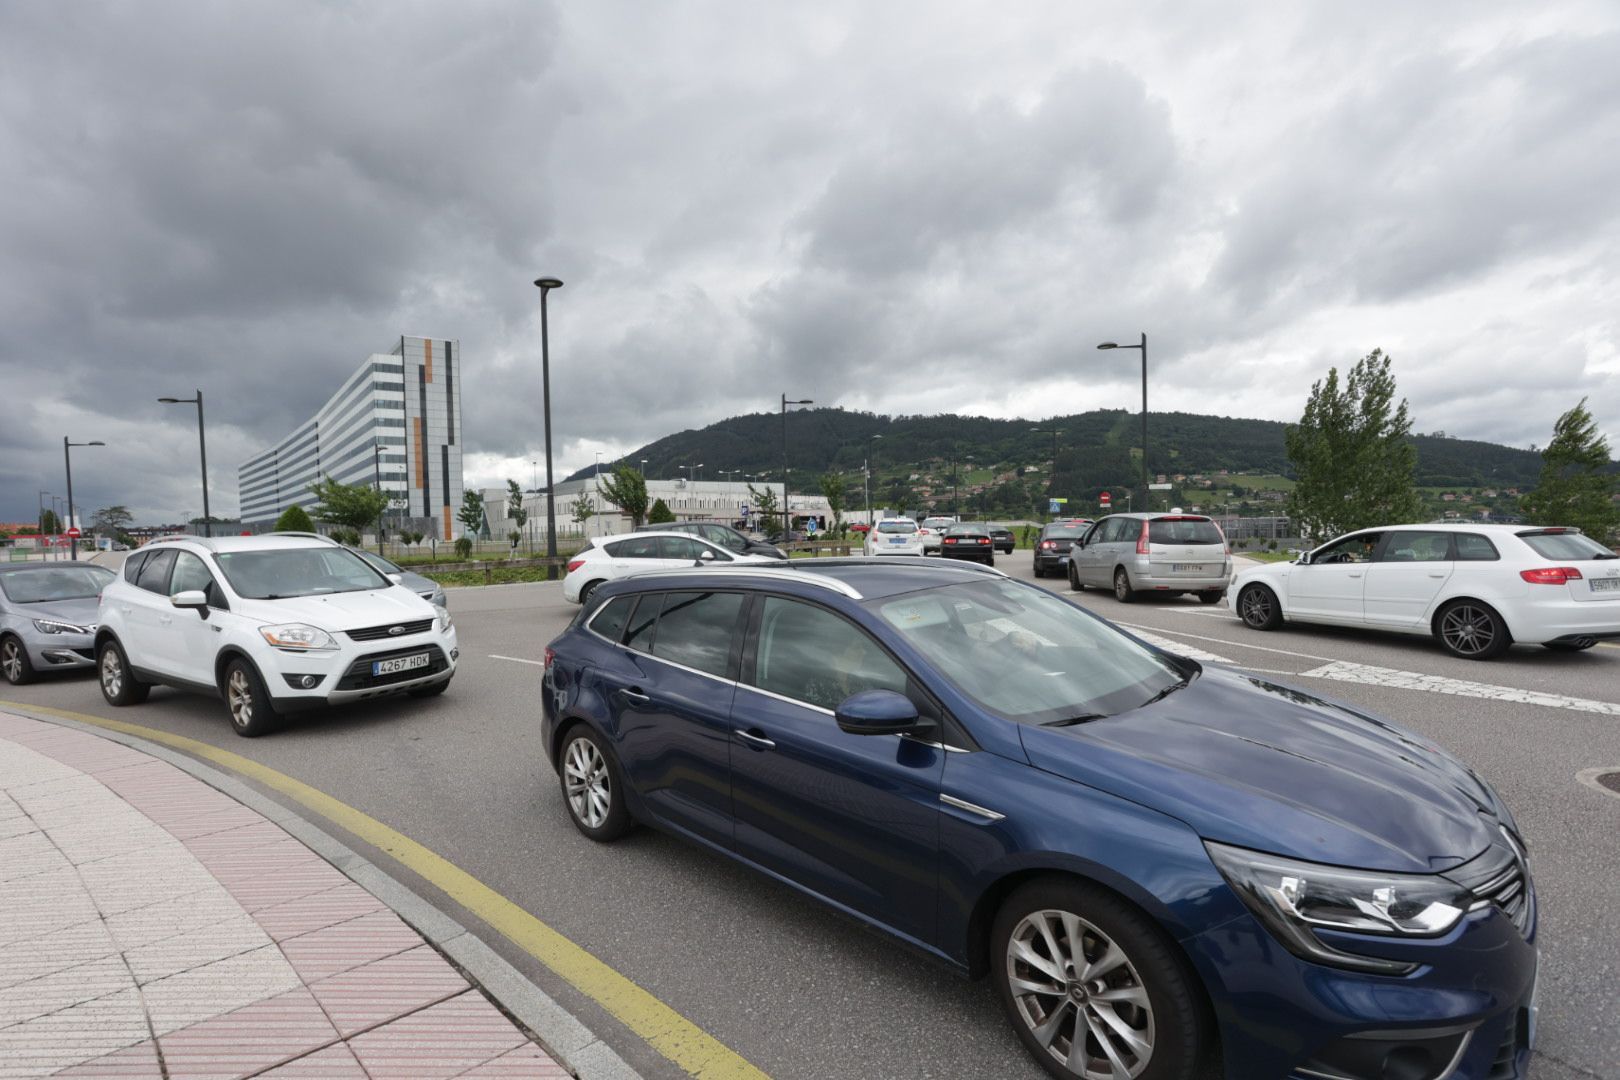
[
  {"xmin": 563, "ymin": 531, "xmax": 779, "ymax": 604},
  {"xmin": 96, "ymin": 535, "xmax": 456, "ymax": 735},
  {"xmin": 1229, "ymin": 523, "xmax": 1620, "ymax": 659},
  {"xmin": 864, "ymin": 518, "xmax": 926, "ymax": 557}
]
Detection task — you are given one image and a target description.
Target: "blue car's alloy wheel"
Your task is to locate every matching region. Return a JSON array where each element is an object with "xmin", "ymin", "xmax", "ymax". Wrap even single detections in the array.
[
  {"xmin": 560, "ymin": 728, "xmax": 632, "ymax": 841},
  {"xmin": 995, "ymin": 881, "xmax": 1202, "ymax": 1080}
]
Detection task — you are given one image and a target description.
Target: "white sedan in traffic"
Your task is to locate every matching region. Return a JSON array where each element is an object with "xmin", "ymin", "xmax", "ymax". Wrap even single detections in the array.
[
  {"xmin": 1228, "ymin": 523, "xmax": 1620, "ymax": 659},
  {"xmin": 563, "ymin": 531, "xmax": 780, "ymax": 604}
]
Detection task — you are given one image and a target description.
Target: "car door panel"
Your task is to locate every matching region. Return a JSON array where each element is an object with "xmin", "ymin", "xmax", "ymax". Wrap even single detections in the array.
[
  {"xmin": 729, "ymin": 596, "xmax": 943, "ymax": 945},
  {"xmin": 1289, "ymin": 533, "xmax": 1382, "ymax": 621},
  {"xmin": 124, "ymin": 549, "xmax": 177, "ymax": 675},
  {"xmin": 1362, "ymin": 532, "xmax": 1455, "ymax": 628},
  {"xmin": 164, "ymin": 552, "xmax": 226, "ymax": 686}
]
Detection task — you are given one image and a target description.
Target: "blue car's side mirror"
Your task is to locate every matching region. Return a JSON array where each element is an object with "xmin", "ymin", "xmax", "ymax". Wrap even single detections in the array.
[{"xmin": 835, "ymin": 689, "xmax": 930, "ymax": 737}]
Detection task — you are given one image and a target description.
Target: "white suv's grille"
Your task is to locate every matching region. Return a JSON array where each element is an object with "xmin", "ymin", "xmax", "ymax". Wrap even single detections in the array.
[{"xmin": 347, "ymin": 619, "xmax": 434, "ymax": 642}]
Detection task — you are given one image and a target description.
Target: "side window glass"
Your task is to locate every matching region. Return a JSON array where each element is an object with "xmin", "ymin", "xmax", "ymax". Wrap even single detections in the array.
[
  {"xmin": 751, "ymin": 597, "xmax": 908, "ymax": 711},
  {"xmin": 1380, "ymin": 532, "xmax": 1451, "ymax": 562},
  {"xmin": 1455, "ymin": 534, "xmax": 1500, "ymax": 561},
  {"xmin": 619, "ymin": 537, "xmax": 661, "ymax": 559},
  {"xmin": 1100, "ymin": 519, "xmax": 1123, "ymax": 543},
  {"xmin": 624, "ymin": 595, "xmax": 659, "ymax": 654},
  {"xmin": 649, "ymin": 592, "xmax": 744, "ymax": 678},
  {"xmin": 589, "ymin": 595, "xmax": 635, "ymax": 642},
  {"xmin": 603, "ymin": 540, "xmax": 625, "ymax": 557},
  {"xmin": 658, "ymin": 536, "xmax": 702, "ymax": 561},
  {"xmin": 1317, "ymin": 533, "xmax": 1381, "ymax": 564},
  {"xmin": 169, "ymin": 552, "xmax": 215, "ymax": 597},
  {"xmin": 135, "ymin": 550, "xmax": 176, "ymax": 594},
  {"xmin": 123, "ymin": 551, "xmax": 149, "ymax": 583}
]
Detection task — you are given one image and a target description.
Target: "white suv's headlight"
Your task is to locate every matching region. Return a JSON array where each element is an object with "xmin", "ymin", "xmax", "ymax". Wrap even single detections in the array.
[
  {"xmin": 435, "ymin": 605, "xmax": 452, "ymax": 633},
  {"xmin": 1206, "ymin": 841, "xmax": 1472, "ymax": 974},
  {"xmin": 259, "ymin": 623, "xmax": 337, "ymax": 650},
  {"xmin": 34, "ymin": 618, "xmax": 93, "ymax": 635}
]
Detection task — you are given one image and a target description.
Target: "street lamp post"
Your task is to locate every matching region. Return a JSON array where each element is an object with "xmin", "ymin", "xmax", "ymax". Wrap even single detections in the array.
[
  {"xmin": 63, "ymin": 437, "xmax": 105, "ymax": 561},
  {"xmin": 534, "ymin": 277, "xmax": 564, "ymax": 580},
  {"xmin": 1097, "ymin": 333, "xmax": 1149, "ymax": 511},
  {"xmin": 864, "ymin": 435, "xmax": 882, "ymax": 526},
  {"xmin": 639, "ymin": 458, "xmax": 648, "ymax": 476},
  {"xmin": 158, "ymin": 390, "xmax": 210, "ymax": 537},
  {"xmin": 1031, "ymin": 428, "xmax": 1063, "ymax": 519},
  {"xmin": 781, "ymin": 394, "xmax": 813, "ymax": 538},
  {"xmin": 372, "ymin": 440, "xmax": 385, "ymax": 555}
]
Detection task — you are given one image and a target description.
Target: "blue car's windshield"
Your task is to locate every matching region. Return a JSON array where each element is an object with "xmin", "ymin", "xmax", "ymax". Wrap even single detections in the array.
[{"xmin": 868, "ymin": 578, "xmax": 1188, "ymax": 724}]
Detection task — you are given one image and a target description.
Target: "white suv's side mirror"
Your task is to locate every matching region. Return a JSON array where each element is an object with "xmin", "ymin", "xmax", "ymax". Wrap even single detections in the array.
[
  {"xmin": 387, "ymin": 572, "xmax": 404, "ymax": 584},
  {"xmin": 170, "ymin": 590, "xmax": 208, "ymax": 610}
]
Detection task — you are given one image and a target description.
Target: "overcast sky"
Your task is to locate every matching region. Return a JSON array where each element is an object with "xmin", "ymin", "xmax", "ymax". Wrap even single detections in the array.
[{"xmin": 3, "ymin": 1, "xmax": 1618, "ymax": 523}]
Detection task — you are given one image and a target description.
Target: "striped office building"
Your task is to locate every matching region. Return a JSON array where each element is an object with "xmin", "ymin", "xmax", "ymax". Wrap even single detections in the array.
[{"xmin": 238, "ymin": 336, "xmax": 464, "ymax": 539}]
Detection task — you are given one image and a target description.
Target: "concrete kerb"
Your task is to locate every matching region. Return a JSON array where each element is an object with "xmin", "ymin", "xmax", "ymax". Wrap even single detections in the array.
[{"xmin": 8, "ymin": 706, "xmax": 643, "ymax": 1080}]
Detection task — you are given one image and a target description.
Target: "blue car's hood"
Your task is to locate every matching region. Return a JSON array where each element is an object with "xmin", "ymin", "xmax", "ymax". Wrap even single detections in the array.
[{"xmin": 1018, "ymin": 666, "xmax": 1503, "ymax": 873}]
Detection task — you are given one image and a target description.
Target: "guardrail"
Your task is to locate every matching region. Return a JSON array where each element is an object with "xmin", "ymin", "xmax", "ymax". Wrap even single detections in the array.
[{"xmin": 782, "ymin": 540, "xmax": 855, "ymax": 557}]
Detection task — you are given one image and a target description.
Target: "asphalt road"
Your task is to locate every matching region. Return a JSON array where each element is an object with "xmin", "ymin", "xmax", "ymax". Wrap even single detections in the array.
[{"xmin": 4, "ymin": 555, "xmax": 1618, "ymax": 1080}]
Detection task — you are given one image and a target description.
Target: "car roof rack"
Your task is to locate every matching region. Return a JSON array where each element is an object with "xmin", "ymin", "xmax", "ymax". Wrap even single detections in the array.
[
  {"xmin": 144, "ymin": 535, "xmax": 217, "ymax": 550},
  {"xmin": 267, "ymin": 531, "xmax": 339, "ymax": 543},
  {"xmin": 623, "ymin": 565, "xmax": 865, "ymax": 599}
]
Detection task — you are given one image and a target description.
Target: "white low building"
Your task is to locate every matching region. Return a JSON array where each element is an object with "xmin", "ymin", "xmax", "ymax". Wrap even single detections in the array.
[{"xmin": 483, "ymin": 477, "xmax": 864, "ymax": 540}]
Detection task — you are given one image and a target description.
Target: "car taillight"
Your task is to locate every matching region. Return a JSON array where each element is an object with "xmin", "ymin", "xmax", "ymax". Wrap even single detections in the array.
[
  {"xmin": 566, "ymin": 559, "xmax": 585, "ymax": 573},
  {"xmin": 1520, "ymin": 566, "xmax": 1583, "ymax": 584},
  {"xmin": 1137, "ymin": 520, "xmax": 1151, "ymax": 555},
  {"xmin": 977, "ymin": 538, "xmax": 988, "ymax": 544},
  {"xmin": 944, "ymin": 537, "xmax": 957, "ymax": 544},
  {"xmin": 544, "ymin": 647, "xmax": 555, "ymax": 670}
]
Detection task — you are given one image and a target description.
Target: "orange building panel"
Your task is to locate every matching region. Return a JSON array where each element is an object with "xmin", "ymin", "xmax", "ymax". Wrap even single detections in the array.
[
  {"xmin": 413, "ymin": 418, "xmax": 425, "ymax": 489},
  {"xmin": 443, "ymin": 506, "xmax": 451, "ymax": 542},
  {"xmin": 424, "ymin": 339, "xmax": 433, "ymax": 383}
]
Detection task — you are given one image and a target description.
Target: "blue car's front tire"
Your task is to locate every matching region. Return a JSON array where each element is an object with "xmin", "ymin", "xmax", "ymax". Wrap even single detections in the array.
[{"xmin": 992, "ymin": 878, "xmax": 1206, "ymax": 1080}]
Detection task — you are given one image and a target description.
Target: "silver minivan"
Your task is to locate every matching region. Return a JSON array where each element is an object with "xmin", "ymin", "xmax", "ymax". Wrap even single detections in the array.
[{"xmin": 1068, "ymin": 512, "xmax": 1231, "ymax": 603}]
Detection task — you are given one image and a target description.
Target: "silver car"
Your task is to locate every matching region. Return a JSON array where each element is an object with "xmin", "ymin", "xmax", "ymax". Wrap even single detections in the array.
[
  {"xmin": 0, "ymin": 563, "xmax": 117, "ymax": 684},
  {"xmin": 269, "ymin": 532, "xmax": 447, "ymax": 607},
  {"xmin": 1067, "ymin": 512, "xmax": 1231, "ymax": 603}
]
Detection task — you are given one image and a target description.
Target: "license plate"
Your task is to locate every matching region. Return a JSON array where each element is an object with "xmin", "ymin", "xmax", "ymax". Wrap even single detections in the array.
[
  {"xmin": 1592, "ymin": 578, "xmax": 1620, "ymax": 593},
  {"xmin": 1173, "ymin": 563, "xmax": 1203, "ymax": 573},
  {"xmin": 373, "ymin": 653, "xmax": 430, "ymax": 676},
  {"xmin": 890, "ymin": 537, "xmax": 908, "ymax": 545}
]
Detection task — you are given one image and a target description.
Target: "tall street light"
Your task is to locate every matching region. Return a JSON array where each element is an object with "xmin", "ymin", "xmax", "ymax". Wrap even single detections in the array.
[
  {"xmin": 1031, "ymin": 428, "xmax": 1063, "ymax": 519},
  {"xmin": 158, "ymin": 390, "xmax": 211, "ymax": 537},
  {"xmin": 1097, "ymin": 333, "xmax": 1149, "ymax": 510},
  {"xmin": 63, "ymin": 437, "xmax": 105, "ymax": 561},
  {"xmin": 372, "ymin": 439, "xmax": 386, "ymax": 555},
  {"xmin": 534, "ymin": 277, "xmax": 564, "ymax": 579},
  {"xmin": 781, "ymin": 394, "xmax": 813, "ymax": 537},
  {"xmin": 638, "ymin": 458, "xmax": 648, "ymax": 476},
  {"xmin": 864, "ymin": 434, "xmax": 882, "ymax": 526}
]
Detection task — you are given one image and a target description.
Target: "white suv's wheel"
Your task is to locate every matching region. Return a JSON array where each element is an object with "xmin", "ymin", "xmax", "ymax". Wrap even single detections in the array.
[
  {"xmin": 98, "ymin": 641, "xmax": 149, "ymax": 705},
  {"xmin": 224, "ymin": 659, "xmax": 277, "ymax": 737}
]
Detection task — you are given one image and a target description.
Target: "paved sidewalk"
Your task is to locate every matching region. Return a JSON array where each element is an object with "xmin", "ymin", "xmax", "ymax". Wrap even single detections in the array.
[{"xmin": 0, "ymin": 711, "xmax": 568, "ymax": 1079}]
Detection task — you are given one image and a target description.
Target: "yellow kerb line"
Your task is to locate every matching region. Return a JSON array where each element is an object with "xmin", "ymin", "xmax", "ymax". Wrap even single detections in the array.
[{"xmin": 4, "ymin": 701, "xmax": 769, "ymax": 1080}]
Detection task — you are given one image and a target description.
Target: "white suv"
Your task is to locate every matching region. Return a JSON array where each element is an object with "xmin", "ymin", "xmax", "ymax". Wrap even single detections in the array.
[{"xmin": 96, "ymin": 535, "xmax": 457, "ymax": 736}]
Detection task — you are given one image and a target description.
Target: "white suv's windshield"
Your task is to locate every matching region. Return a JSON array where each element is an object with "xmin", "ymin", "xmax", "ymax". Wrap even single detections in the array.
[
  {"xmin": 868, "ymin": 578, "xmax": 1188, "ymax": 724},
  {"xmin": 215, "ymin": 548, "xmax": 390, "ymax": 599},
  {"xmin": 0, "ymin": 566, "xmax": 115, "ymax": 603}
]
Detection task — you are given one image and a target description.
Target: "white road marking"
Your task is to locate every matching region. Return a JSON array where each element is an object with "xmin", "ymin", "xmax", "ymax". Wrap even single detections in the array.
[
  {"xmin": 1297, "ymin": 660, "xmax": 1620, "ymax": 716},
  {"xmin": 1124, "ymin": 628, "xmax": 1234, "ymax": 664},
  {"xmin": 1114, "ymin": 622, "xmax": 1338, "ymax": 663},
  {"xmin": 1164, "ymin": 608, "xmax": 1239, "ymax": 620},
  {"xmin": 489, "ymin": 654, "xmax": 547, "ymax": 667}
]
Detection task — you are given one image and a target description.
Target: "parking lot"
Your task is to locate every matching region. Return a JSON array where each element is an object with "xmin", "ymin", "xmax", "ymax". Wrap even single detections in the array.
[{"xmin": 4, "ymin": 554, "xmax": 1618, "ymax": 1080}]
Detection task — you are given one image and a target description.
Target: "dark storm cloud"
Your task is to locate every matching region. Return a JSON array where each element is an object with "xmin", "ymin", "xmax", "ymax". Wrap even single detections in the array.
[{"xmin": 2, "ymin": 1, "xmax": 1618, "ymax": 522}]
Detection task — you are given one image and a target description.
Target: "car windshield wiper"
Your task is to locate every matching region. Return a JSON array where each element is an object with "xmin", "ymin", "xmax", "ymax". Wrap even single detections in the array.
[
  {"xmin": 1041, "ymin": 713, "xmax": 1108, "ymax": 727},
  {"xmin": 1139, "ymin": 676, "xmax": 1190, "ymax": 708}
]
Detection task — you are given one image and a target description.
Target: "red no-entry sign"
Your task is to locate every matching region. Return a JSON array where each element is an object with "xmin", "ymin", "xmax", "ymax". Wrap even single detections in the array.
[
  {"xmin": 1099, "ymin": 493, "xmax": 1112, "ymax": 508},
  {"xmin": 67, "ymin": 526, "xmax": 82, "ymax": 538}
]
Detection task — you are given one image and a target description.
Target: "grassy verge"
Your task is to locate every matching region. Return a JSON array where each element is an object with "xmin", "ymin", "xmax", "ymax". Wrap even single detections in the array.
[
  {"xmin": 1236, "ymin": 550, "xmax": 1297, "ymax": 563},
  {"xmin": 422, "ymin": 567, "xmax": 557, "ymax": 587}
]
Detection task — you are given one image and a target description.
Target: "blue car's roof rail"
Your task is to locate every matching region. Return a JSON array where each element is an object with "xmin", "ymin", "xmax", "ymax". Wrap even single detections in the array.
[{"xmin": 622, "ymin": 565, "xmax": 864, "ymax": 599}]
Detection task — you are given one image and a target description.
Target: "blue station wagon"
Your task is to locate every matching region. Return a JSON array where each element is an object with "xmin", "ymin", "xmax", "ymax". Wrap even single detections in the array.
[{"xmin": 541, "ymin": 559, "xmax": 1537, "ymax": 1080}]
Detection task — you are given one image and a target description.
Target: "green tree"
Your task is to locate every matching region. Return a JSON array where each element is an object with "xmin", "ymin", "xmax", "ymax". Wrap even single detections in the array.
[
  {"xmin": 1520, "ymin": 398, "xmax": 1619, "ymax": 543},
  {"xmin": 1285, "ymin": 349, "xmax": 1422, "ymax": 540},
  {"xmin": 818, "ymin": 473, "xmax": 847, "ymax": 535},
  {"xmin": 308, "ymin": 474, "xmax": 389, "ymax": 536},
  {"xmin": 274, "ymin": 505, "xmax": 315, "ymax": 532},
  {"xmin": 569, "ymin": 493, "xmax": 595, "ymax": 532},
  {"xmin": 749, "ymin": 484, "xmax": 782, "ymax": 542},
  {"xmin": 598, "ymin": 466, "xmax": 649, "ymax": 528},
  {"xmin": 457, "ymin": 489, "xmax": 487, "ymax": 539},
  {"xmin": 506, "ymin": 480, "xmax": 528, "ymax": 535},
  {"xmin": 648, "ymin": 498, "xmax": 676, "ymax": 524},
  {"xmin": 91, "ymin": 506, "xmax": 133, "ymax": 538},
  {"xmin": 40, "ymin": 509, "xmax": 62, "ymax": 535}
]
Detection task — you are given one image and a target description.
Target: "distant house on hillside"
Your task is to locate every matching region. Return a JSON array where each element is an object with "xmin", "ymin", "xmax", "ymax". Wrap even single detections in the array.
[{"xmin": 1441, "ymin": 493, "xmax": 1456, "ymax": 502}]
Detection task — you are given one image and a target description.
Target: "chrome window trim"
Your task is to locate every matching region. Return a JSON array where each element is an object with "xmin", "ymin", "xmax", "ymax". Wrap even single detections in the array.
[
  {"xmin": 940, "ymin": 794, "xmax": 1005, "ymax": 822},
  {"xmin": 737, "ymin": 680, "xmax": 834, "ymax": 715}
]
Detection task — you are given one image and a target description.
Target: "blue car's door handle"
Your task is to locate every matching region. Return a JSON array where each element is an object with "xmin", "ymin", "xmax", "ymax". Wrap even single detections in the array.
[
  {"xmin": 619, "ymin": 687, "xmax": 651, "ymax": 704},
  {"xmin": 734, "ymin": 728, "xmax": 776, "ymax": 750}
]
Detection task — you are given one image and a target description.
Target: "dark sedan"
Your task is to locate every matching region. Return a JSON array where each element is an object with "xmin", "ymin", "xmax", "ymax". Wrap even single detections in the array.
[
  {"xmin": 988, "ymin": 526, "xmax": 1015, "ymax": 554},
  {"xmin": 1032, "ymin": 520, "xmax": 1093, "ymax": 578},
  {"xmin": 939, "ymin": 522, "xmax": 995, "ymax": 565},
  {"xmin": 543, "ymin": 560, "xmax": 1537, "ymax": 1080}
]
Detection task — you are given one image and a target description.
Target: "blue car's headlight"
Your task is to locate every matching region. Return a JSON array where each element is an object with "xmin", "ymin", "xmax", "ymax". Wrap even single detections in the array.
[{"xmin": 1206, "ymin": 841, "xmax": 1472, "ymax": 975}]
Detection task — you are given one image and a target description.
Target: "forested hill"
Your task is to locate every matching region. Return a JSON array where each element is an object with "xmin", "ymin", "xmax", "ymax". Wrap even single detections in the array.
[{"xmin": 567, "ymin": 407, "xmax": 1562, "ymax": 494}]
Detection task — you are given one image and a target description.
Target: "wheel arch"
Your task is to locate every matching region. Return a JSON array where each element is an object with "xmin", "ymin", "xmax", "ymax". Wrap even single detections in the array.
[
  {"xmin": 1429, "ymin": 594, "xmax": 1516, "ymax": 643},
  {"xmin": 213, "ymin": 646, "xmax": 262, "ymax": 698}
]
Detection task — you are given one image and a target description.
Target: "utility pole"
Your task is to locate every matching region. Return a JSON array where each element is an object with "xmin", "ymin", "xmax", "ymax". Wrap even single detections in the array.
[{"xmin": 781, "ymin": 393, "xmax": 813, "ymax": 539}]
